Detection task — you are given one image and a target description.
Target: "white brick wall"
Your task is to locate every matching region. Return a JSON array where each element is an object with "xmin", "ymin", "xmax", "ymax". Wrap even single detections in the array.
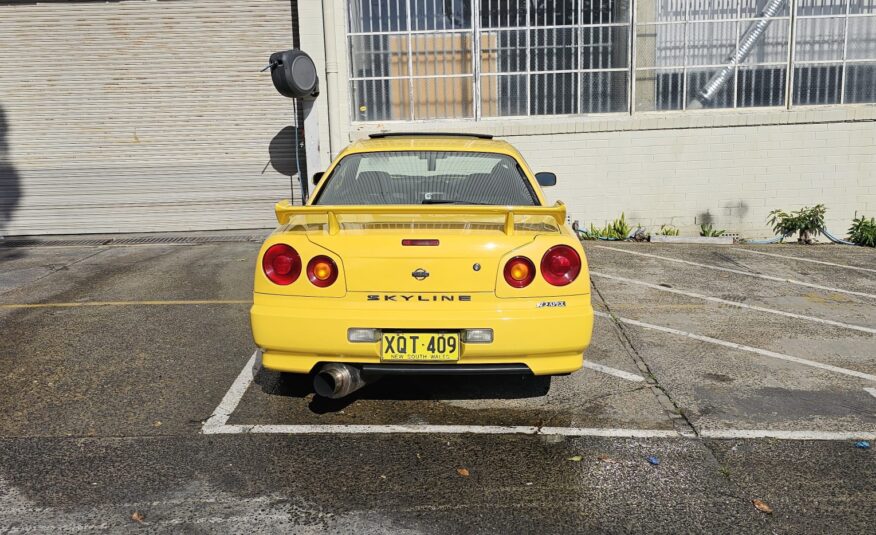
[
  {"xmin": 508, "ymin": 121, "xmax": 876, "ymax": 238},
  {"xmin": 345, "ymin": 113, "xmax": 875, "ymax": 238}
]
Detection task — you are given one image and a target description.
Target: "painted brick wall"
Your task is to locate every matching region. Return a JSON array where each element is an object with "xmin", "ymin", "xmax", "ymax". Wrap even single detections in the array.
[{"xmin": 511, "ymin": 121, "xmax": 876, "ymax": 238}]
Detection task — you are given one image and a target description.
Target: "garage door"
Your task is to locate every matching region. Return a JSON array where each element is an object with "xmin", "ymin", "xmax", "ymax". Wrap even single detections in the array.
[{"xmin": 0, "ymin": 0, "xmax": 302, "ymax": 236}]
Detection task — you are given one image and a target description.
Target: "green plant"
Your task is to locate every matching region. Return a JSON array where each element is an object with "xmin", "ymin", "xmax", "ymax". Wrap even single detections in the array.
[
  {"xmin": 767, "ymin": 204, "xmax": 826, "ymax": 244},
  {"xmin": 586, "ymin": 213, "xmax": 632, "ymax": 240},
  {"xmin": 848, "ymin": 215, "xmax": 876, "ymax": 247},
  {"xmin": 578, "ymin": 226, "xmax": 599, "ymax": 240},
  {"xmin": 657, "ymin": 224, "xmax": 680, "ymax": 236},
  {"xmin": 700, "ymin": 223, "xmax": 725, "ymax": 237}
]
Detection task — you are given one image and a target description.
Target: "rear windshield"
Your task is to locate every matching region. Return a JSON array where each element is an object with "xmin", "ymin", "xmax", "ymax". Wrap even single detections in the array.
[{"xmin": 313, "ymin": 151, "xmax": 538, "ymax": 206}]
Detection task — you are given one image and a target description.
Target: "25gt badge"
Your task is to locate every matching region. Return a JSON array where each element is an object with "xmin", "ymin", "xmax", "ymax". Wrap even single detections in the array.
[{"xmin": 537, "ymin": 301, "xmax": 567, "ymax": 308}]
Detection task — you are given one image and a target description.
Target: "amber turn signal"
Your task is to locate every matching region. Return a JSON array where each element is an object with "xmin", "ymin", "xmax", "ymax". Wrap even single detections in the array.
[
  {"xmin": 307, "ymin": 255, "xmax": 338, "ymax": 287},
  {"xmin": 503, "ymin": 256, "xmax": 535, "ymax": 288}
]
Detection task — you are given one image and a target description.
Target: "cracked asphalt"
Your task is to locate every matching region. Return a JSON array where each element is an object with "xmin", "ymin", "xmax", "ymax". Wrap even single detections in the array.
[{"xmin": 0, "ymin": 237, "xmax": 874, "ymax": 533}]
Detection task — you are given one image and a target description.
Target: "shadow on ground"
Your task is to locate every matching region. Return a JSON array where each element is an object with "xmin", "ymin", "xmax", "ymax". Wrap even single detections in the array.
[
  {"xmin": 254, "ymin": 367, "xmax": 552, "ymax": 414},
  {"xmin": 0, "ymin": 247, "xmax": 24, "ymax": 262}
]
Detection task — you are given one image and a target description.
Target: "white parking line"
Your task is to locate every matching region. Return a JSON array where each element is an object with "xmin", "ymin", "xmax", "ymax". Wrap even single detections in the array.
[
  {"xmin": 733, "ymin": 248, "xmax": 876, "ymax": 274},
  {"xmin": 583, "ymin": 361, "xmax": 645, "ymax": 382},
  {"xmin": 591, "ymin": 271, "xmax": 876, "ymax": 335},
  {"xmin": 594, "ymin": 311, "xmax": 876, "ymax": 382},
  {"xmin": 201, "ymin": 351, "xmax": 646, "ymax": 434},
  {"xmin": 201, "ymin": 350, "xmax": 260, "ymax": 432},
  {"xmin": 700, "ymin": 429, "xmax": 876, "ymax": 440},
  {"xmin": 206, "ymin": 421, "xmax": 875, "ymax": 441},
  {"xmin": 593, "ymin": 246, "xmax": 876, "ymax": 300},
  {"xmin": 203, "ymin": 351, "xmax": 874, "ymax": 440},
  {"xmin": 208, "ymin": 424, "xmax": 681, "ymax": 437},
  {"xmin": 865, "ymin": 387, "xmax": 876, "ymax": 400}
]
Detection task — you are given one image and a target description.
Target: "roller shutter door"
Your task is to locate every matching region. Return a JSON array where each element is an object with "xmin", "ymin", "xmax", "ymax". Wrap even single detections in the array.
[{"xmin": 0, "ymin": 0, "xmax": 301, "ymax": 236}]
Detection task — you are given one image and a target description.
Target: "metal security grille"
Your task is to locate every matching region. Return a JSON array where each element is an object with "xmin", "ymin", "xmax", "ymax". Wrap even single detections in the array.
[
  {"xmin": 347, "ymin": 0, "xmax": 876, "ymax": 120},
  {"xmin": 347, "ymin": 0, "xmax": 630, "ymax": 120}
]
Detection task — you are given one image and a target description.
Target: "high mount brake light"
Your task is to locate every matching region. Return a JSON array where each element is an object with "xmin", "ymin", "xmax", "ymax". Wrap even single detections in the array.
[
  {"xmin": 263, "ymin": 244, "xmax": 301, "ymax": 285},
  {"xmin": 541, "ymin": 245, "xmax": 581, "ymax": 286},
  {"xmin": 402, "ymin": 239, "xmax": 439, "ymax": 246},
  {"xmin": 307, "ymin": 255, "xmax": 338, "ymax": 287},
  {"xmin": 503, "ymin": 256, "xmax": 535, "ymax": 288}
]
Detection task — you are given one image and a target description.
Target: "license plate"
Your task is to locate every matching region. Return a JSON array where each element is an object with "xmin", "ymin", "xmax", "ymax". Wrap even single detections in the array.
[{"xmin": 381, "ymin": 332, "xmax": 460, "ymax": 362}]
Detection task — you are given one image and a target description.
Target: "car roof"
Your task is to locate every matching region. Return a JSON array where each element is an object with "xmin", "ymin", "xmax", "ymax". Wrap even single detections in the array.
[{"xmin": 341, "ymin": 134, "xmax": 521, "ymax": 158}]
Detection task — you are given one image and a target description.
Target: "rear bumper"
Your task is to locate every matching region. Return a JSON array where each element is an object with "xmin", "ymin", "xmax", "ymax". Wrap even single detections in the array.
[{"xmin": 250, "ymin": 292, "xmax": 593, "ymax": 375}]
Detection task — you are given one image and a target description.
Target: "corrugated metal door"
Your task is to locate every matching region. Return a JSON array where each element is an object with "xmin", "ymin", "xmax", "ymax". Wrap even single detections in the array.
[{"xmin": 0, "ymin": 0, "xmax": 301, "ymax": 236}]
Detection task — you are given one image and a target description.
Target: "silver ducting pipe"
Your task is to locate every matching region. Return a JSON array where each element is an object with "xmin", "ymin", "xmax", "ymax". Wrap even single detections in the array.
[
  {"xmin": 690, "ymin": 0, "xmax": 787, "ymax": 108},
  {"xmin": 313, "ymin": 363, "xmax": 372, "ymax": 399}
]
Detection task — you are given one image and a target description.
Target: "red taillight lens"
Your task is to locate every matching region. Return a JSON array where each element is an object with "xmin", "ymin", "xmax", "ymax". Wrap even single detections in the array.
[
  {"xmin": 262, "ymin": 244, "xmax": 301, "ymax": 285},
  {"xmin": 307, "ymin": 255, "xmax": 338, "ymax": 287},
  {"xmin": 503, "ymin": 256, "xmax": 535, "ymax": 288},
  {"xmin": 541, "ymin": 245, "xmax": 581, "ymax": 286}
]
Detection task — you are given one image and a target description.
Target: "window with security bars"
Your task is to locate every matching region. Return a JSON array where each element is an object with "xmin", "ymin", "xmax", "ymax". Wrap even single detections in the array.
[
  {"xmin": 635, "ymin": 0, "xmax": 792, "ymax": 111},
  {"xmin": 347, "ymin": 0, "xmax": 630, "ymax": 120},
  {"xmin": 347, "ymin": 0, "xmax": 876, "ymax": 121},
  {"xmin": 793, "ymin": 0, "xmax": 876, "ymax": 105}
]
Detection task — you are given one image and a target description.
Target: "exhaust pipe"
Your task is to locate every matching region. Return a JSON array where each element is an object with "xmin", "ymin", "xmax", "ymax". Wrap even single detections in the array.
[{"xmin": 313, "ymin": 363, "xmax": 371, "ymax": 399}]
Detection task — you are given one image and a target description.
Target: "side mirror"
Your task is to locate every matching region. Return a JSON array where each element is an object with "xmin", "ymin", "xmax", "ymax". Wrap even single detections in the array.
[
  {"xmin": 535, "ymin": 172, "xmax": 557, "ymax": 187},
  {"xmin": 312, "ymin": 171, "xmax": 324, "ymax": 185}
]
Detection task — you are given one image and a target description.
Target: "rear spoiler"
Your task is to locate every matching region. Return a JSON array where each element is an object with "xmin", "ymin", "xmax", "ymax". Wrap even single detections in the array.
[{"xmin": 274, "ymin": 200, "xmax": 567, "ymax": 236}]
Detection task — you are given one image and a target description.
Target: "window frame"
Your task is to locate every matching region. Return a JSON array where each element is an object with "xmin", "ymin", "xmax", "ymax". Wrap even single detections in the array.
[
  {"xmin": 791, "ymin": 3, "xmax": 876, "ymax": 106},
  {"xmin": 345, "ymin": 0, "xmax": 876, "ymax": 122}
]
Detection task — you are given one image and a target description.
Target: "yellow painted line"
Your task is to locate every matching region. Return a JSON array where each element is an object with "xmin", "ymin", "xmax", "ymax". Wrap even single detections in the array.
[{"xmin": 0, "ymin": 300, "xmax": 252, "ymax": 309}]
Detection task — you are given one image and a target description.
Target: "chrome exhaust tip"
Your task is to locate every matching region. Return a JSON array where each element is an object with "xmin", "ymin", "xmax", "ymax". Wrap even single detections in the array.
[{"xmin": 313, "ymin": 363, "xmax": 370, "ymax": 399}]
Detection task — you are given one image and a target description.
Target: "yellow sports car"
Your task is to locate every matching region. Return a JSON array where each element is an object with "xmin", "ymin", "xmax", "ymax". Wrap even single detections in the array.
[{"xmin": 251, "ymin": 133, "xmax": 593, "ymax": 398}]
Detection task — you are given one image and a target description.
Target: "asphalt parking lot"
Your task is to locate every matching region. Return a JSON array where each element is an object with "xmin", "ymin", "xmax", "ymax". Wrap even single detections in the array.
[{"xmin": 1, "ymin": 236, "xmax": 874, "ymax": 533}]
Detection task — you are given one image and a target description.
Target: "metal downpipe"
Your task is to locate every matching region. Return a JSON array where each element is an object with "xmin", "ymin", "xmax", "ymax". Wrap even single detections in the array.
[{"xmin": 321, "ymin": 0, "xmax": 342, "ymax": 159}]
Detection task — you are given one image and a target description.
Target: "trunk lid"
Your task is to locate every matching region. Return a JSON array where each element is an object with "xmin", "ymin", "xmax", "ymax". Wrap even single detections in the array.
[{"xmin": 310, "ymin": 231, "xmax": 536, "ymax": 293}]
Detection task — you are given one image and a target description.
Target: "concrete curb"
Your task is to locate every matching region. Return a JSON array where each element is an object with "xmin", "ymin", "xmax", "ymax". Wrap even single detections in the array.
[{"xmin": 650, "ymin": 235, "xmax": 735, "ymax": 245}]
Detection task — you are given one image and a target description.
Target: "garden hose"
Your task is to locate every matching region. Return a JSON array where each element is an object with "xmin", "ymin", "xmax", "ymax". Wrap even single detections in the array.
[
  {"xmin": 820, "ymin": 227, "xmax": 858, "ymax": 246},
  {"xmin": 745, "ymin": 228, "xmax": 859, "ymax": 246}
]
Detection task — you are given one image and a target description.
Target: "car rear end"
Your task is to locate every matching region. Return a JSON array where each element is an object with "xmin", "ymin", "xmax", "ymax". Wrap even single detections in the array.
[
  {"xmin": 250, "ymin": 137, "xmax": 594, "ymax": 391},
  {"xmin": 251, "ymin": 206, "xmax": 592, "ymax": 376}
]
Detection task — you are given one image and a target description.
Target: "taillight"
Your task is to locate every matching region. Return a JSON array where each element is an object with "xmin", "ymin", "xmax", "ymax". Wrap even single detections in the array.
[
  {"xmin": 307, "ymin": 255, "xmax": 338, "ymax": 287},
  {"xmin": 503, "ymin": 256, "xmax": 535, "ymax": 288},
  {"xmin": 262, "ymin": 244, "xmax": 301, "ymax": 285},
  {"xmin": 541, "ymin": 245, "xmax": 581, "ymax": 286}
]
